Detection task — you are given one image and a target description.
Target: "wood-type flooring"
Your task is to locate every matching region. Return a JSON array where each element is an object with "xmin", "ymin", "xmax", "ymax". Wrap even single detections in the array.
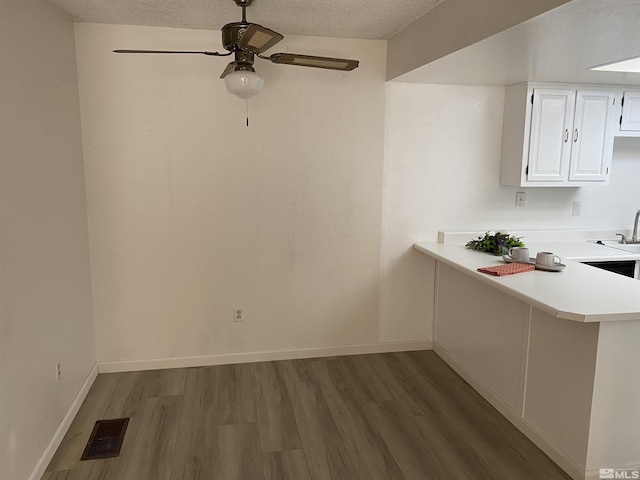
[{"xmin": 42, "ymin": 351, "xmax": 571, "ymax": 480}]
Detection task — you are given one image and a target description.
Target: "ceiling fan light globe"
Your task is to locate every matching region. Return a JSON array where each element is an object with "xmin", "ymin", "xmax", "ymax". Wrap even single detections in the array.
[{"xmin": 224, "ymin": 70, "xmax": 264, "ymax": 99}]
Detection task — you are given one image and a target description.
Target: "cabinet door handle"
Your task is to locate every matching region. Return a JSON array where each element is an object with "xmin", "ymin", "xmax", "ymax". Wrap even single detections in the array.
[
  {"xmin": 564, "ymin": 129, "xmax": 569, "ymax": 142},
  {"xmin": 574, "ymin": 129, "xmax": 579, "ymax": 143}
]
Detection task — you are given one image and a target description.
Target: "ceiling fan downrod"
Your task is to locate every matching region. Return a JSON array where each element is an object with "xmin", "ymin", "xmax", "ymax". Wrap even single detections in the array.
[{"xmin": 234, "ymin": 0, "xmax": 252, "ymax": 23}]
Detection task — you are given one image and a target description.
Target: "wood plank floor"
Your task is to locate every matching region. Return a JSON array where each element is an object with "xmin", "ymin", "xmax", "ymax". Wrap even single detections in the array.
[{"xmin": 43, "ymin": 351, "xmax": 571, "ymax": 480}]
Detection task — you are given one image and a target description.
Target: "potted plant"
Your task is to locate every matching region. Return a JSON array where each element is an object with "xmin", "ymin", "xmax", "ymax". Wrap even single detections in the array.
[{"xmin": 465, "ymin": 231, "xmax": 525, "ymax": 255}]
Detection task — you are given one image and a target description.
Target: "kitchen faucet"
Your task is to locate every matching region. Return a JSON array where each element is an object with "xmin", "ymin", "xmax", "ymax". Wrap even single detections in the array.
[{"xmin": 617, "ymin": 209, "xmax": 640, "ymax": 244}]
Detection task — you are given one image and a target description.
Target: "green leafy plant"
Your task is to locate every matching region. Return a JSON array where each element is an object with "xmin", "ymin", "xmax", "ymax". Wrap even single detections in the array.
[{"xmin": 465, "ymin": 231, "xmax": 525, "ymax": 255}]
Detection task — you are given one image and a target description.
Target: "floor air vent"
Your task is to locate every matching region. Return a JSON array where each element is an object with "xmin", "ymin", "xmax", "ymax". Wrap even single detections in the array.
[{"xmin": 81, "ymin": 418, "xmax": 129, "ymax": 460}]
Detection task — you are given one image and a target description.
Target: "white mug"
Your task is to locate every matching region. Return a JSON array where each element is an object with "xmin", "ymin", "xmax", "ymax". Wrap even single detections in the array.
[
  {"xmin": 509, "ymin": 247, "xmax": 530, "ymax": 263},
  {"xmin": 536, "ymin": 251, "xmax": 561, "ymax": 266}
]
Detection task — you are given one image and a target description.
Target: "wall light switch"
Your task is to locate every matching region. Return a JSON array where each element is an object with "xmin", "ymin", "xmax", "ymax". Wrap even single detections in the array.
[{"xmin": 515, "ymin": 192, "xmax": 526, "ymax": 207}]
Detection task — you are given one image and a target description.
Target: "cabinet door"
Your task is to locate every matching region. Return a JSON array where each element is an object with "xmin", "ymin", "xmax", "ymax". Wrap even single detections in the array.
[
  {"xmin": 527, "ymin": 89, "xmax": 574, "ymax": 182},
  {"xmin": 568, "ymin": 90, "xmax": 617, "ymax": 182},
  {"xmin": 621, "ymin": 91, "xmax": 640, "ymax": 132}
]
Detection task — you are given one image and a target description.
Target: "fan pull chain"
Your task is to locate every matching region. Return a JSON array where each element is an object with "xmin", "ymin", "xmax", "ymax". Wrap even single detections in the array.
[{"xmin": 245, "ymin": 99, "xmax": 249, "ymax": 127}]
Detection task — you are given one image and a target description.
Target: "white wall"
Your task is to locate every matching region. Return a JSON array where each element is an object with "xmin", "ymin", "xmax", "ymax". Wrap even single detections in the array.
[
  {"xmin": 380, "ymin": 82, "xmax": 640, "ymax": 340},
  {"xmin": 0, "ymin": 1, "xmax": 95, "ymax": 479},
  {"xmin": 75, "ymin": 24, "xmax": 388, "ymax": 364}
]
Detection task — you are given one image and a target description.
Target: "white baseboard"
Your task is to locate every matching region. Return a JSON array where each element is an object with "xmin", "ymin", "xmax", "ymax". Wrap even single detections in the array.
[
  {"xmin": 98, "ymin": 340, "xmax": 433, "ymax": 373},
  {"xmin": 28, "ymin": 363, "xmax": 99, "ymax": 480},
  {"xmin": 433, "ymin": 342, "xmax": 586, "ymax": 480}
]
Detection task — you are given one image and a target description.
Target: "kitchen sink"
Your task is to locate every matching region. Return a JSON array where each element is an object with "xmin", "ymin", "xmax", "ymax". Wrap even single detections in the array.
[
  {"xmin": 592, "ymin": 240, "xmax": 640, "ymax": 254},
  {"xmin": 585, "ymin": 240, "xmax": 640, "ymax": 278}
]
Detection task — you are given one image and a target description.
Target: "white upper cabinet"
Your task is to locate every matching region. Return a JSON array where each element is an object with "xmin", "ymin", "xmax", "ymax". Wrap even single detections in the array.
[
  {"xmin": 568, "ymin": 90, "xmax": 618, "ymax": 182},
  {"xmin": 500, "ymin": 83, "xmax": 621, "ymax": 187},
  {"xmin": 526, "ymin": 89, "xmax": 574, "ymax": 182},
  {"xmin": 618, "ymin": 89, "xmax": 640, "ymax": 136}
]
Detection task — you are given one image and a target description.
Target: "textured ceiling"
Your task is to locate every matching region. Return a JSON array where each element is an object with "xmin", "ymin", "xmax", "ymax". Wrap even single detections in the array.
[{"xmin": 47, "ymin": 0, "xmax": 446, "ymax": 40}]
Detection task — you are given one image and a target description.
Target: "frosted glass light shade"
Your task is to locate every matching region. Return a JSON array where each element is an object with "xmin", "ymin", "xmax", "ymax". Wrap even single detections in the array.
[{"xmin": 224, "ymin": 70, "xmax": 264, "ymax": 99}]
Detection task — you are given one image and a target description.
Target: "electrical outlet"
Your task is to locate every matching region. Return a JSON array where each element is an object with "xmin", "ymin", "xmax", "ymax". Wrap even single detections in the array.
[
  {"xmin": 572, "ymin": 201, "xmax": 582, "ymax": 216},
  {"xmin": 515, "ymin": 192, "xmax": 526, "ymax": 207},
  {"xmin": 233, "ymin": 307, "xmax": 244, "ymax": 323},
  {"xmin": 56, "ymin": 363, "xmax": 61, "ymax": 383}
]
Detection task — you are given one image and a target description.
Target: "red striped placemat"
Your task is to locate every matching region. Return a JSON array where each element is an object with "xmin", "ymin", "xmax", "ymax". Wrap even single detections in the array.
[{"xmin": 478, "ymin": 263, "xmax": 535, "ymax": 276}]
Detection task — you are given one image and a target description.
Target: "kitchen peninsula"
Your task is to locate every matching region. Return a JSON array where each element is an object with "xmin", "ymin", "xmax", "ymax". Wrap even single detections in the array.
[{"xmin": 414, "ymin": 231, "xmax": 640, "ymax": 480}]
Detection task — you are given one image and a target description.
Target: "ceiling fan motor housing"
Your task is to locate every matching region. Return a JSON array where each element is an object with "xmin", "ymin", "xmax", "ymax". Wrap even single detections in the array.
[{"xmin": 221, "ymin": 22, "xmax": 250, "ymax": 52}]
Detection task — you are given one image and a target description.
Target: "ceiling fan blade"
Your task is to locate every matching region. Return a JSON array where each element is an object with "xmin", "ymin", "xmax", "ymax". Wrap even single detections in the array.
[
  {"xmin": 237, "ymin": 24, "xmax": 284, "ymax": 54},
  {"xmin": 220, "ymin": 62, "xmax": 237, "ymax": 79},
  {"xmin": 113, "ymin": 49, "xmax": 228, "ymax": 57},
  {"xmin": 268, "ymin": 53, "xmax": 359, "ymax": 71}
]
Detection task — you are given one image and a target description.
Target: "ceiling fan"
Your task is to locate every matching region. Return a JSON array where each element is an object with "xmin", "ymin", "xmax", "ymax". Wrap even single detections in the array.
[{"xmin": 113, "ymin": 0, "xmax": 359, "ymax": 99}]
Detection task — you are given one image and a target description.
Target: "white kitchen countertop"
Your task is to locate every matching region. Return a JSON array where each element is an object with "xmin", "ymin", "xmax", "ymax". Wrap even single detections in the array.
[{"xmin": 414, "ymin": 240, "xmax": 640, "ymax": 323}]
